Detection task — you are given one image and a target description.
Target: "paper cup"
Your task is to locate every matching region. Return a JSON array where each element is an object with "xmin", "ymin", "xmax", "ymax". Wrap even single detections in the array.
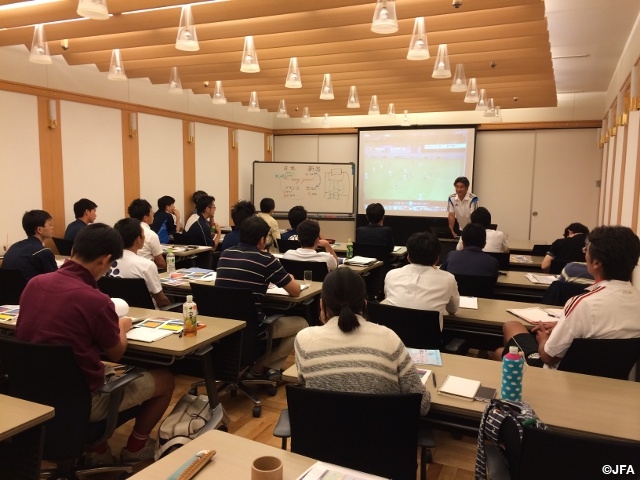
[{"xmin": 251, "ymin": 456, "xmax": 283, "ymax": 480}]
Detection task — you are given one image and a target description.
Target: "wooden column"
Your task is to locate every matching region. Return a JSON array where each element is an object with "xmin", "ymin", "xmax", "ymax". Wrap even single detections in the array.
[{"xmin": 121, "ymin": 110, "xmax": 140, "ymax": 215}]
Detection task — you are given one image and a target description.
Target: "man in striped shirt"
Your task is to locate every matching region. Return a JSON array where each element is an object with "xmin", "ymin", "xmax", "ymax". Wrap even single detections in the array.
[
  {"xmin": 496, "ymin": 225, "xmax": 640, "ymax": 368},
  {"xmin": 215, "ymin": 216, "xmax": 308, "ymax": 381}
]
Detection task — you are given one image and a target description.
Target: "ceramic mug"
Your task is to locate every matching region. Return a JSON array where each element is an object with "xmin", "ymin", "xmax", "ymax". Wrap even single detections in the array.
[{"xmin": 251, "ymin": 456, "xmax": 283, "ymax": 480}]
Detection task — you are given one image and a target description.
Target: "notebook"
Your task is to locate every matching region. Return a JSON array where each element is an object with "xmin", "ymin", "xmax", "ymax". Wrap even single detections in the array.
[
  {"xmin": 507, "ymin": 307, "xmax": 562, "ymax": 324},
  {"xmin": 437, "ymin": 375, "xmax": 481, "ymax": 401}
]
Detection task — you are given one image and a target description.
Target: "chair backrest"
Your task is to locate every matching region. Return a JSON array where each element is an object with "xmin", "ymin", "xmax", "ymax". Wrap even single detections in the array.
[
  {"xmin": 531, "ymin": 244, "xmax": 550, "ymax": 256},
  {"xmin": 285, "ymin": 385, "xmax": 421, "ymax": 480},
  {"xmin": 353, "ymin": 242, "xmax": 390, "ymax": 262},
  {"xmin": 367, "ymin": 302, "xmax": 442, "ymax": 349},
  {"xmin": 488, "ymin": 223, "xmax": 498, "ymax": 230},
  {"xmin": 190, "ymin": 283, "xmax": 265, "ymax": 368},
  {"xmin": 97, "ymin": 276, "xmax": 155, "ymax": 309},
  {"xmin": 515, "ymin": 426, "xmax": 640, "ymax": 480},
  {"xmin": 487, "ymin": 252, "xmax": 510, "ymax": 270},
  {"xmin": 278, "ymin": 239, "xmax": 301, "ymax": 253},
  {"xmin": 0, "ymin": 336, "xmax": 91, "ymax": 461},
  {"xmin": 53, "ymin": 237, "xmax": 73, "ymax": 256},
  {"xmin": 171, "ymin": 232, "xmax": 193, "ymax": 245},
  {"xmin": 279, "ymin": 258, "xmax": 329, "ymax": 282},
  {"xmin": 549, "ymin": 259, "xmax": 568, "ymax": 274},
  {"xmin": 557, "ymin": 337, "xmax": 640, "ymax": 380},
  {"xmin": 540, "ymin": 280, "xmax": 587, "ymax": 306},
  {"xmin": 0, "ymin": 268, "xmax": 29, "ymax": 304},
  {"xmin": 454, "ymin": 274, "xmax": 497, "ymax": 298}
]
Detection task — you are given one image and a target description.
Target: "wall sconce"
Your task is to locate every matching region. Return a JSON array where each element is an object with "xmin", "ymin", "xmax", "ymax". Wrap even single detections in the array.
[
  {"xmin": 232, "ymin": 130, "xmax": 237, "ymax": 149},
  {"xmin": 608, "ymin": 106, "xmax": 616, "ymax": 137},
  {"xmin": 128, "ymin": 112, "xmax": 137, "ymax": 137},
  {"xmin": 631, "ymin": 65, "xmax": 639, "ymax": 111},
  {"xmin": 601, "ymin": 118, "xmax": 609, "ymax": 145},
  {"xmin": 616, "ymin": 92, "xmax": 627, "ymax": 126},
  {"xmin": 266, "ymin": 135, "xmax": 271, "ymax": 152},
  {"xmin": 47, "ymin": 99, "xmax": 57, "ymax": 129},
  {"xmin": 187, "ymin": 122, "xmax": 195, "ymax": 144}
]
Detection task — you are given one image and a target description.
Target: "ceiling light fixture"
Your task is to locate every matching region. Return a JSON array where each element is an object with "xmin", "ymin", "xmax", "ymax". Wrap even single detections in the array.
[
  {"xmin": 322, "ymin": 113, "xmax": 330, "ymax": 128},
  {"xmin": 475, "ymin": 89, "xmax": 487, "ymax": 111},
  {"xmin": 431, "ymin": 44, "xmax": 451, "ymax": 78},
  {"xmin": 212, "ymin": 80, "xmax": 227, "ymax": 104},
  {"xmin": 240, "ymin": 36, "xmax": 260, "ymax": 73},
  {"xmin": 285, "ymin": 57, "xmax": 302, "ymax": 88},
  {"xmin": 77, "ymin": 0, "xmax": 109, "ymax": 20},
  {"xmin": 277, "ymin": 100, "xmax": 289, "ymax": 118},
  {"xmin": 168, "ymin": 66, "xmax": 183, "ymax": 95},
  {"xmin": 407, "ymin": 17, "xmax": 429, "ymax": 60},
  {"xmin": 29, "ymin": 24, "xmax": 51, "ymax": 64},
  {"xmin": 450, "ymin": 64, "xmax": 467, "ymax": 92},
  {"xmin": 320, "ymin": 74, "xmax": 334, "ymax": 100},
  {"xmin": 463, "ymin": 78, "xmax": 479, "ymax": 103},
  {"xmin": 301, "ymin": 107, "xmax": 311, "ymax": 123},
  {"xmin": 248, "ymin": 91, "xmax": 260, "ymax": 112},
  {"xmin": 371, "ymin": 0, "xmax": 398, "ymax": 34},
  {"xmin": 176, "ymin": 5, "xmax": 199, "ymax": 51},
  {"xmin": 387, "ymin": 103, "xmax": 396, "ymax": 118},
  {"xmin": 107, "ymin": 48, "xmax": 126, "ymax": 81},
  {"xmin": 347, "ymin": 86, "xmax": 360, "ymax": 108},
  {"xmin": 368, "ymin": 95, "xmax": 380, "ymax": 115}
]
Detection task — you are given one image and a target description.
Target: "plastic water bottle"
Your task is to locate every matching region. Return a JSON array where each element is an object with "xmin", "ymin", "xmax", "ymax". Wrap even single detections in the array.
[
  {"xmin": 183, "ymin": 295, "xmax": 198, "ymax": 337},
  {"xmin": 166, "ymin": 248, "xmax": 176, "ymax": 273},
  {"xmin": 346, "ymin": 238, "xmax": 354, "ymax": 259},
  {"xmin": 501, "ymin": 346, "xmax": 524, "ymax": 401}
]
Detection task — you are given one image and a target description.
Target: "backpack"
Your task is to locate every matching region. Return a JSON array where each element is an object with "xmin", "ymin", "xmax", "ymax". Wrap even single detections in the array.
[
  {"xmin": 154, "ymin": 393, "xmax": 223, "ymax": 460},
  {"xmin": 475, "ymin": 399, "xmax": 547, "ymax": 480}
]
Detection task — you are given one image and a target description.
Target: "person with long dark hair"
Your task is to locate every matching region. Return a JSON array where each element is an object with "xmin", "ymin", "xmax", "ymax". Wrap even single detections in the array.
[{"xmin": 295, "ymin": 268, "xmax": 430, "ymax": 415}]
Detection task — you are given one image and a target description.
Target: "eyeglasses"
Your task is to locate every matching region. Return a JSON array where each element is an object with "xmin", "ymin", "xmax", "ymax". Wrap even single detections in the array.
[{"xmin": 582, "ymin": 244, "xmax": 589, "ymax": 254}]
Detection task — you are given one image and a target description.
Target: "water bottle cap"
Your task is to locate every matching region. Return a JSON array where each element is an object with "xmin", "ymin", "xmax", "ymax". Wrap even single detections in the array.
[
  {"xmin": 509, "ymin": 346, "xmax": 519, "ymax": 355},
  {"xmin": 186, "ymin": 295, "xmax": 193, "ymax": 302},
  {"xmin": 168, "ymin": 248, "xmax": 173, "ymax": 252}
]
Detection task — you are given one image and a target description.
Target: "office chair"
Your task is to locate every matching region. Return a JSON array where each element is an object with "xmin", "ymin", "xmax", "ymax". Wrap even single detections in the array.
[
  {"xmin": 557, "ymin": 337, "xmax": 640, "ymax": 380},
  {"xmin": 190, "ymin": 283, "xmax": 279, "ymax": 418},
  {"xmin": 0, "ymin": 336, "xmax": 141, "ymax": 479},
  {"xmin": 277, "ymin": 239, "xmax": 301, "ymax": 254},
  {"xmin": 279, "ymin": 258, "xmax": 329, "ymax": 282},
  {"xmin": 540, "ymin": 280, "xmax": 586, "ymax": 306},
  {"xmin": 52, "ymin": 237, "xmax": 73, "ymax": 256},
  {"xmin": 367, "ymin": 302, "xmax": 442, "ymax": 350},
  {"xmin": 530, "ymin": 244, "xmax": 550, "ymax": 256},
  {"xmin": 97, "ymin": 276, "xmax": 182, "ymax": 311},
  {"xmin": 274, "ymin": 385, "xmax": 435, "ymax": 480},
  {"xmin": 454, "ymin": 274, "xmax": 498, "ymax": 298},
  {"xmin": 0, "ymin": 268, "xmax": 29, "ymax": 305},
  {"xmin": 353, "ymin": 242, "xmax": 393, "ymax": 301},
  {"xmin": 353, "ymin": 242, "xmax": 391, "ymax": 263},
  {"xmin": 487, "ymin": 252, "xmax": 510, "ymax": 271},
  {"xmin": 486, "ymin": 424, "xmax": 640, "ymax": 480},
  {"xmin": 549, "ymin": 259, "xmax": 568, "ymax": 274}
]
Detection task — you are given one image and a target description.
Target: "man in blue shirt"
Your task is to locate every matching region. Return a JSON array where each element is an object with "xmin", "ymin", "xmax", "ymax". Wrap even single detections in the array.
[
  {"xmin": 441, "ymin": 223, "xmax": 499, "ymax": 277},
  {"xmin": 220, "ymin": 200, "xmax": 255, "ymax": 251},
  {"xmin": 64, "ymin": 198, "xmax": 97, "ymax": 242},
  {"xmin": 2, "ymin": 209, "xmax": 57, "ymax": 280}
]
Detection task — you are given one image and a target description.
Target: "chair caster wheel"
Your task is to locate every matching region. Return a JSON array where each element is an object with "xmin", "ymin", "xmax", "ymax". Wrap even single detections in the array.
[
  {"xmin": 268, "ymin": 385, "xmax": 277, "ymax": 396},
  {"xmin": 253, "ymin": 406, "xmax": 262, "ymax": 417}
]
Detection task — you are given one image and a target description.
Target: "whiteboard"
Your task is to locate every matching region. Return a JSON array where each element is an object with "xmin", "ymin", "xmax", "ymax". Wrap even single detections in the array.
[{"xmin": 253, "ymin": 162, "xmax": 355, "ymax": 216}]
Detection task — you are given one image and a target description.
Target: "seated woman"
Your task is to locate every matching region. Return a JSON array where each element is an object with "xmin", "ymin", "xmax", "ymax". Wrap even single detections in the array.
[{"xmin": 294, "ymin": 268, "xmax": 430, "ymax": 415}]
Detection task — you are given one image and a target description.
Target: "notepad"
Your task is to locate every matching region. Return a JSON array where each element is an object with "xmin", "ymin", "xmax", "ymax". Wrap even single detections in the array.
[
  {"xmin": 525, "ymin": 273, "xmax": 559, "ymax": 285},
  {"xmin": 267, "ymin": 284, "xmax": 310, "ymax": 296},
  {"xmin": 296, "ymin": 461, "xmax": 388, "ymax": 480},
  {"xmin": 126, "ymin": 327, "xmax": 174, "ymax": 343},
  {"xmin": 507, "ymin": 307, "xmax": 561, "ymax": 324},
  {"xmin": 343, "ymin": 256, "xmax": 377, "ymax": 266},
  {"xmin": 459, "ymin": 296, "xmax": 478, "ymax": 309},
  {"xmin": 438, "ymin": 375, "xmax": 481, "ymax": 401},
  {"xmin": 0, "ymin": 305, "xmax": 19, "ymax": 322}
]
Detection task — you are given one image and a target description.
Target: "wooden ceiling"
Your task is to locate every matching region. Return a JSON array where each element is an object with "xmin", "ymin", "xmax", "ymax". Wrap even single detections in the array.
[{"xmin": 0, "ymin": 0, "xmax": 557, "ymax": 118}]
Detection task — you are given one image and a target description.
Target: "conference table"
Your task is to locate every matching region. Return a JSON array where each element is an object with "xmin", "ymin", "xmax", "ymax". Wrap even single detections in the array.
[
  {"xmin": 161, "ymin": 244, "xmax": 212, "ymax": 257},
  {"xmin": 494, "ymin": 270, "xmax": 552, "ymax": 302},
  {"xmin": 0, "ymin": 394, "xmax": 55, "ymax": 478},
  {"xmin": 283, "ymin": 353, "xmax": 640, "ymax": 442},
  {"xmin": 129, "ymin": 430, "xmax": 317, "ymax": 480}
]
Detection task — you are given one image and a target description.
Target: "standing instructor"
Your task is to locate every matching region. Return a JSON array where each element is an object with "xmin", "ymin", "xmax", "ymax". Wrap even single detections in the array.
[{"xmin": 447, "ymin": 176, "xmax": 478, "ymax": 238}]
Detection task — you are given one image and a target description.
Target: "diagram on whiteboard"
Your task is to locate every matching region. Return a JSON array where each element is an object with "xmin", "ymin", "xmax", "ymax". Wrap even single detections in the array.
[{"xmin": 324, "ymin": 168, "xmax": 350, "ymax": 201}]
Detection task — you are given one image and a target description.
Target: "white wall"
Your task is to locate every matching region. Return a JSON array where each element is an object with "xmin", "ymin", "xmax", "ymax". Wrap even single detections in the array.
[
  {"xmin": 0, "ymin": 90, "xmax": 41, "ymax": 247},
  {"xmin": 61, "ymin": 101, "xmax": 124, "ymax": 227},
  {"xmin": 195, "ymin": 123, "xmax": 230, "ymax": 225}
]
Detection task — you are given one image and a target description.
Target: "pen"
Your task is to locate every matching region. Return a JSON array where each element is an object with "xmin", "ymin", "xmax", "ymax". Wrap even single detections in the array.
[{"xmin": 432, "ymin": 372, "xmax": 437, "ymax": 387}]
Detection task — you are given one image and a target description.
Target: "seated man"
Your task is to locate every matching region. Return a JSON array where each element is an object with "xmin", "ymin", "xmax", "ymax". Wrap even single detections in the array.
[
  {"xmin": 559, "ymin": 262, "xmax": 594, "ymax": 285},
  {"xmin": 220, "ymin": 200, "xmax": 255, "ymax": 252},
  {"xmin": 215, "ymin": 216, "xmax": 308, "ymax": 381},
  {"xmin": 541, "ymin": 222, "xmax": 589, "ymax": 272},
  {"xmin": 111, "ymin": 218, "xmax": 171, "ymax": 308},
  {"xmin": 456, "ymin": 207, "xmax": 507, "ymax": 253},
  {"xmin": 64, "ymin": 198, "xmax": 98, "ymax": 242},
  {"xmin": 127, "ymin": 198, "xmax": 166, "ymax": 270},
  {"xmin": 283, "ymin": 219, "xmax": 338, "ymax": 271},
  {"xmin": 496, "ymin": 225, "xmax": 640, "ymax": 368},
  {"xmin": 441, "ymin": 223, "xmax": 499, "ymax": 277},
  {"xmin": 281, "ymin": 205, "xmax": 307, "ymax": 241},
  {"xmin": 184, "ymin": 190, "xmax": 209, "ymax": 232},
  {"xmin": 151, "ymin": 195, "xmax": 181, "ymax": 239},
  {"xmin": 15, "ymin": 223, "xmax": 175, "ymax": 464},
  {"xmin": 2, "ymin": 209, "xmax": 57, "ymax": 280},
  {"xmin": 355, "ymin": 202, "xmax": 394, "ymax": 252},
  {"xmin": 384, "ymin": 231, "xmax": 459, "ymax": 330},
  {"xmin": 186, "ymin": 194, "xmax": 220, "ymax": 249},
  {"xmin": 256, "ymin": 197, "xmax": 281, "ymax": 248}
]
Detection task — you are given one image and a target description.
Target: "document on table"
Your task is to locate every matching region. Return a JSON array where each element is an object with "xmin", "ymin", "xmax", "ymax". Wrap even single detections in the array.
[
  {"xmin": 459, "ymin": 296, "xmax": 478, "ymax": 309},
  {"xmin": 407, "ymin": 348, "xmax": 442, "ymax": 366},
  {"xmin": 126, "ymin": 327, "xmax": 174, "ymax": 343},
  {"xmin": 507, "ymin": 307, "xmax": 562, "ymax": 324},
  {"xmin": 343, "ymin": 256, "xmax": 377, "ymax": 266},
  {"xmin": 438, "ymin": 375, "xmax": 481, "ymax": 401},
  {"xmin": 267, "ymin": 283, "xmax": 310, "ymax": 296},
  {"xmin": 297, "ymin": 461, "xmax": 389, "ymax": 480},
  {"xmin": 525, "ymin": 273, "xmax": 559, "ymax": 285}
]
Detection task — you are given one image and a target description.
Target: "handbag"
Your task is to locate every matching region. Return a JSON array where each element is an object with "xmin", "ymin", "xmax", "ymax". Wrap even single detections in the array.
[{"xmin": 154, "ymin": 393, "xmax": 221, "ymax": 460}]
